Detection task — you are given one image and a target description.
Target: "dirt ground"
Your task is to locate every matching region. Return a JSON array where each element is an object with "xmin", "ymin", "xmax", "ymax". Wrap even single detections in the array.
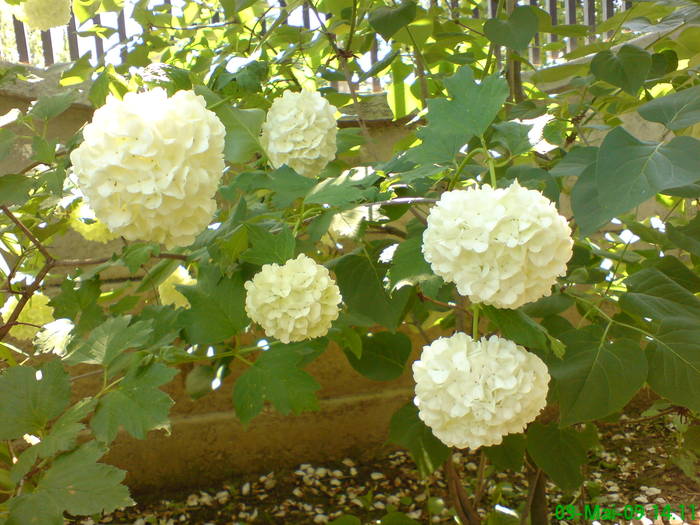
[{"xmin": 70, "ymin": 399, "xmax": 699, "ymax": 525}]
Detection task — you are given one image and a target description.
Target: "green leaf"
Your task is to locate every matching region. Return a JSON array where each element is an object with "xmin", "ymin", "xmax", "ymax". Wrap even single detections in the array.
[
  {"xmin": 185, "ymin": 365, "xmax": 216, "ymax": 400},
  {"xmin": 621, "ymin": 267, "xmax": 700, "ymax": 322},
  {"xmin": 233, "ymin": 345, "xmax": 322, "ymax": 425},
  {"xmin": 638, "ymin": 85, "xmax": 700, "ymax": 130},
  {"xmin": 484, "ymin": 6, "xmax": 538, "ymax": 52},
  {"xmin": 240, "ymin": 224, "xmax": 296, "ymax": 265},
  {"xmin": 305, "ymin": 170, "xmax": 378, "ymax": 207},
  {"xmin": 380, "ymin": 512, "xmax": 421, "ymax": 525},
  {"xmin": 388, "ymin": 403, "xmax": 449, "ymax": 476},
  {"xmin": 333, "ymin": 254, "xmax": 411, "ymax": 331},
  {"xmin": 64, "ymin": 316, "xmax": 152, "ymax": 368},
  {"xmin": 572, "ymin": 128, "xmax": 700, "ymax": 235},
  {"xmin": 329, "ymin": 517, "xmax": 362, "ymax": 525},
  {"xmin": 0, "ymin": 128, "xmax": 16, "ymax": 161},
  {"xmin": 0, "ymin": 174, "xmax": 34, "ymax": 206},
  {"xmin": 11, "ymin": 398, "xmax": 96, "ymax": 483},
  {"xmin": 484, "ymin": 434, "xmax": 526, "ymax": 471},
  {"xmin": 503, "ymin": 166, "xmax": 559, "ymax": 204},
  {"xmin": 646, "ymin": 319, "xmax": 700, "ymax": 412},
  {"xmin": 50, "ymin": 277, "xmax": 105, "ymax": 336},
  {"xmin": 28, "ymin": 91, "xmax": 76, "ymax": 120},
  {"xmin": 120, "ymin": 243, "xmax": 160, "ymax": 273},
  {"xmin": 72, "ymin": 0, "xmax": 101, "ymax": 23},
  {"xmin": 8, "ymin": 441, "xmax": 132, "ymax": 523},
  {"xmin": 482, "ymin": 306, "xmax": 548, "ymax": 351},
  {"xmin": 667, "ymin": 214, "xmax": 700, "ymax": 257},
  {"xmin": 194, "ymin": 86, "xmax": 264, "ymax": 163},
  {"xmin": 492, "ymin": 121, "xmax": 533, "ymax": 156},
  {"xmin": 387, "ymin": 235, "xmax": 433, "ymax": 289},
  {"xmin": 0, "ymin": 361, "xmax": 70, "ymax": 440},
  {"xmin": 368, "ymin": 0, "xmax": 417, "ymax": 40},
  {"xmin": 408, "ymin": 66, "xmax": 509, "ymax": 164},
  {"xmin": 60, "ymin": 53, "xmax": 93, "ymax": 87},
  {"xmin": 180, "ymin": 264, "xmax": 249, "ymax": 345},
  {"xmin": 550, "ymin": 326, "xmax": 648, "ymax": 425},
  {"xmin": 91, "ymin": 363, "xmax": 177, "ymax": 443},
  {"xmin": 346, "ymin": 331, "xmax": 412, "ymax": 381},
  {"xmin": 590, "ymin": 44, "xmax": 652, "ymax": 95},
  {"xmin": 526, "ymin": 423, "xmax": 588, "ymax": 492},
  {"xmin": 267, "ymin": 165, "xmax": 315, "ymax": 208},
  {"xmin": 549, "ymin": 146, "xmax": 597, "ymax": 178}
]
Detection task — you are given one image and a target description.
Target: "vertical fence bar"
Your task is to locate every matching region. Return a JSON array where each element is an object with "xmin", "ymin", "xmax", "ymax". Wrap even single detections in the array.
[
  {"xmin": 488, "ymin": 0, "xmax": 501, "ymax": 67},
  {"xmin": 370, "ymin": 38, "xmax": 381, "ymax": 92},
  {"xmin": 67, "ymin": 15, "xmax": 80, "ymax": 61},
  {"xmin": 12, "ymin": 17, "xmax": 29, "ymax": 63},
  {"xmin": 583, "ymin": 0, "xmax": 595, "ymax": 43},
  {"xmin": 545, "ymin": 0, "xmax": 558, "ymax": 60},
  {"xmin": 302, "ymin": 3, "xmax": 310, "ymax": 28},
  {"xmin": 529, "ymin": 0, "xmax": 541, "ymax": 65},
  {"xmin": 449, "ymin": 0, "xmax": 460, "ymax": 19},
  {"xmin": 40, "ymin": 30, "xmax": 54, "ymax": 66},
  {"xmin": 564, "ymin": 0, "xmax": 577, "ymax": 53},
  {"xmin": 602, "ymin": 0, "xmax": 614, "ymax": 20},
  {"xmin": 93, "ymin": 14, "xmax": 104, "ymax": 61}
]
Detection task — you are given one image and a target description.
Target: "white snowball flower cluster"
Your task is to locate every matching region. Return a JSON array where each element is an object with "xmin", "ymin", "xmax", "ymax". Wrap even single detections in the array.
[
  {"xmin": 413, "ymin": 332, "xmax": 550, "ymax": 450},
  {"xmin": 261, "ymin": 90, "xmax": 337, "ymax": 177},
  {"xmin": 244, "ymin": 254, "xmax": 342, "ymax": 343},
  {"xmin": 158, "ymin": 266, "xmax": 196, "ymax": 309},
  {"xmin": 0, "ymin": 293, "xmax": 54, "ymax": 341},
  {"xmin": 69, "ymin": 201, "xmax": 118, "ymax": 244},
  {"xmin": 70, "ymin": 89, "xmax": 225, "ymax": 249},
  {"xmin": 34, "ymin": 319, "xmax": 74, "ymax": 356},
  {"xmin": 422, "ymin": 181, "xmax": 573, "ymax": 309},
  {"xmin": 10, "ymin": 0, "xmax": 71, "ymax": 31}
]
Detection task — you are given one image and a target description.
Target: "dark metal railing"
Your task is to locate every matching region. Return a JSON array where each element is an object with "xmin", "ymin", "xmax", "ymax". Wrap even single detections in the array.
[{"xmin": 3, "ymin": 0, "xmax": 634, "ymax": 82}]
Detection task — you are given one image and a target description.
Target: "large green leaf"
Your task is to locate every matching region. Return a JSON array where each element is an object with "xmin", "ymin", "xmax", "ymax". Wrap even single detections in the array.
[
  {"xmin": 638, "ymin": 85, "xmax": 700, "ymax": 130},
  {"xmin": 646, "ymin": 319, "xmax": 700, "ymax": 411},
  {"xmin": 50, "ymin": 278, "xmax": 105, "ymax": 336},
  {"xmin": 572, "ymin": 128, "xmax": 700, "ymax": 235},
  {"xmin": 549, "ymin": 146, "xmax": 597, "ymax": 178},
  {"xmin": 407, "ymin": 66, "xmax": 509, "ymax": 164},
  {"xmin": 233, "ymin": 343, "xmax": 323, "ymax": 425},
  {"xmin": 333, "ymin": 254, "xmax": 411, "ymax": 330},
  {"xmin": 388, "ymin": 403, "xmax": 449, "ymax": 476},
  {"xmin": 492, "ymin": 121, "xmax": 533, "ymax": 157},
  {"xmin": 484, "ymin": 434, "xmax": 526, "ymax": 472},
  {"xmin": 64, "ymin": 315, "xmax": 153, "ymax": 368},
  {"xmin": 368, "ymin": 0, "xmax": 417, "ymax": 40},
  {"xmin": 526, "ymin": 423, "xmax": 588, "ymax": 492},
  {"xmin": 346, "ymin": 331, "xmax": 412, "ymax": 381},
  {"xmin": 387, "ymin": 235, "xmax": 433, "ymax": 289},
  {"xmin": 484, "ymin": 6, "xmax": 538, "ymax": 52},
  {"xmin": 28, "ymin": 91, "xmax": 76, "ymax": 120},
  {"xmin": 550, "ymin": 326, "xmax": 647, "ymax": 425},
  {"xmin": 7, "ymin": 441, "xmax": 132, "ymax": 524},
  {"xmin": 482, "ymin": 306, "xmax": 548, "ymax": 351},
  {"xmin": 590, "ymin": 44, "xmax": 652, "ymax": 95},
  {"xmin": 0, "ymin": 361, "xmax": 70, "ymax": 440},
  {"xmin": 621, "ymin": 267, "xmax": 700, "ymax": 322},
  {"xmin": 180, "ymin": 264, "xmax": 249, "ymax": 344},
  {"xmin": 667, "ymin": 214, "xmax": 700, "ymax": 257},
  {"xmin": 239, "ymin": 224, "xmax": 296, "ymax": 265},
  {"xmin": 0, "ymin": 174, "xmax": 34, "ymax": 206},
  {"xmin": 91, "ymin": 362, "xmax": 177, "ymax": 443}
]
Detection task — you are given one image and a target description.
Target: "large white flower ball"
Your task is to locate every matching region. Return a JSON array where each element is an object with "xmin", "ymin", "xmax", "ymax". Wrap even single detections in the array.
[
  {"xmin": 422, "ymin": 181, "xmax": 573, "ymax": 309},
  {"xmin": 413, "ymin": 332, "xmax": 550, "ymax": 450},
  {"xmin": 0, "ymin": 292, "xmax": 54, "ymax": 341},
  {"xmin": 11, "ymin": 0, "xmax": 71, "ymax": 31},
  {"xmin": 70, "ymin": 89, "xmax": 225, "ymax": 249},
  {"xmin": 261, "ymin": 89, "xmax": 337, "ymax": 177},
  {"xmin": 244, "ymin": 254, "xmax": 342, "ymax": 343}
]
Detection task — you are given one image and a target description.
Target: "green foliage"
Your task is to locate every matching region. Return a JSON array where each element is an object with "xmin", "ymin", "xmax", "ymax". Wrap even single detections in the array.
[{"xmin": 1, "ymin": 0, "xmax": 700, "ymax": 518}]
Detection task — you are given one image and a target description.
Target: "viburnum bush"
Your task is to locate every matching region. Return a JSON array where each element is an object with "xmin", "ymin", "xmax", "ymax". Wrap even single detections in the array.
[{"xmin": 1, "ymin": 0, "xmax": 700, "ymax": 523}]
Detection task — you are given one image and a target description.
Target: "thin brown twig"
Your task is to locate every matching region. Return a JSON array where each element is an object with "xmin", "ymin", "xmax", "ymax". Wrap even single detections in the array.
[
  {"xmin": 473, "ymin": 451, "xmax": 487, "ymax": 506},
  {"xmin": 444, "ymin": 452, "xmax": 481, "ymax": 525},
  {"xmin": 1, "ymin": 206, "xmax": 54, "ymax": 262},
  {"xmin": 520, "ymin": 467, "xmax": 542, "ymax": 525},
  {"xmin": 0, "ymin": 262, "xmax": 53, "ymax": 341}
]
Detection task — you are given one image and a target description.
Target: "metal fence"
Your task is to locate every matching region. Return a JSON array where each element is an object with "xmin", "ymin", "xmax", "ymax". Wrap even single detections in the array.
[{"xmin": 2, "ymin": 0, "xmax": 634, "ymax": 73}]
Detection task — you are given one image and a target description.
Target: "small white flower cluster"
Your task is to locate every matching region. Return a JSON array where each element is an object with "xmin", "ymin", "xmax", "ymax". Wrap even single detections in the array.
[
  {"xmin": 0, "ymin": 293, "xmax": 54, "ymax": 341},
  {"xmin": 10, "ymin": 0, "xmax": 71, "ymax": 31},
  {"xmin": 34, "ymin": 318, "xmax": 74, "ymax": 356},
  {"xmin": 244, "ymin": 254, "xmax": 342, "ymax": 343},
  {"xmin": 70, "ymin": 89, "xmax": 225, "ymax": 249},
  {"xmin": 413, "ymin": 332, "xmax": 550, "ymax": 450},
  {"xmin": 261, "ymin": 90, "xmax": 337, "ymax": 177},
  {"xmin": 422, "ymin": 181, "xmax": 573, "ymax": 309},
  {"xmin": 158, "ymin": 266, "xmax": 196, "ymax": 309},
  {"xmin": 69, "ymin": 201, "xmax": 118, "ymax": 244}
]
